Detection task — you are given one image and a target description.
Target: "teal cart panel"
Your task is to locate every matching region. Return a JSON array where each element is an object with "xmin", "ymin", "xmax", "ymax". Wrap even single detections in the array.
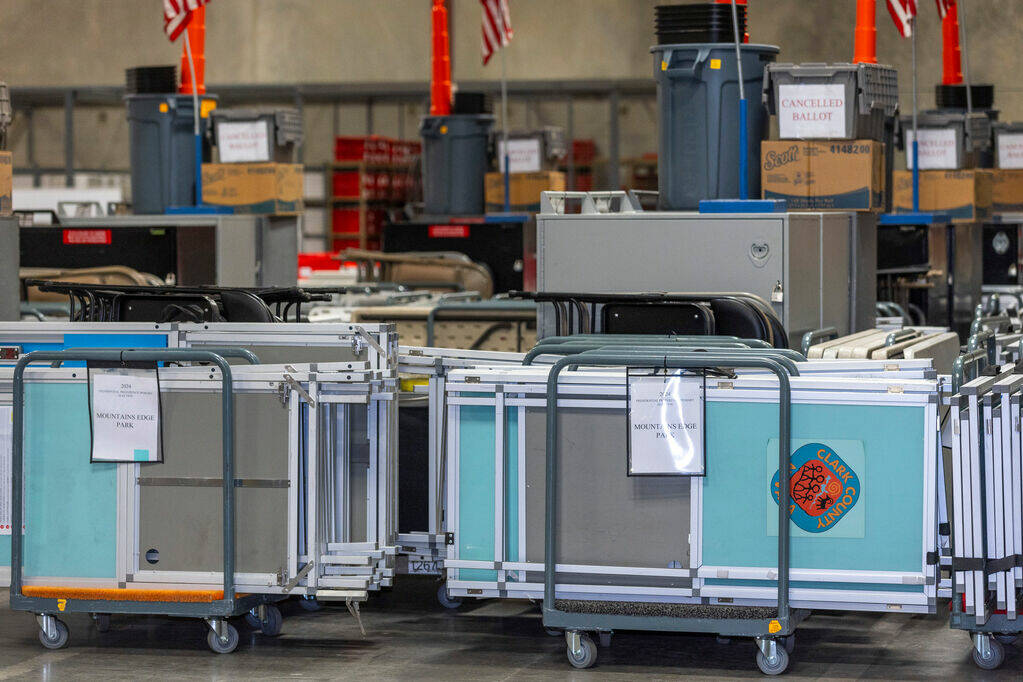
[
  {"xmin": 22, "ymin": 382, "xmax": 118, "ymax": 579},
  {"xmin": 456, "ymin": 405, "xmax": 518, "ymax": 582},
  {"xmin": 701, "ymin": 401, "xmax": 926, "ymax": 575}
]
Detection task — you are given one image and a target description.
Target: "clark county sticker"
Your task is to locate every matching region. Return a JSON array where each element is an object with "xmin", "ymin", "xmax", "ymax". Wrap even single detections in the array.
[{"xmin": 770, "ymin": 443, "xmax": 860, "ymax": 533}]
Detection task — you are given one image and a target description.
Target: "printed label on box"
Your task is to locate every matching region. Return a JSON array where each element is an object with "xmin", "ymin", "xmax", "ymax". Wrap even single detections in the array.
[
  {"xmin": 905, "ymin": 129, "xmax": 959, "ymax": 169},
  {"xmin": 998, "ymin": 133, "xmax": 1023, "ymax": 169},
  {"xmin": 497, "ymin": 138, "xmax": 543, "ymax": 173},
  {"xmin": 777, "ymin": 84, "xmax": 847, "ymax": 139},
  {"xmin": 218, "ymin": 121, "xmax": 271, "ymax": 163}
]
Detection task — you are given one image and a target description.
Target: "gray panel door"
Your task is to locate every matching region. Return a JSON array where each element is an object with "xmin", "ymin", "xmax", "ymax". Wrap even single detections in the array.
[
  {"xmin": 138, "ymin": 391, "xmax": 290, "ymax": 575},
  {"xmin": 522, "ymin": 406, "xmax": 692, "ymax": 588}
]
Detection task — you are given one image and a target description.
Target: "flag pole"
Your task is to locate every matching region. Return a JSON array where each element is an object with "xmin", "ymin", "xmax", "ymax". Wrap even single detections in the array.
[
  {"xmin": 730, "ymin": 0, "xmax": 747, "ymax": 200},
  {"xmin": 501, "ymin": 42, "xmax": 510, "ymax": 213},
  {"xmin": 911, "ymin": 13, "xmax": 919, "ymax": 213},
  {"xmin": 183, "ymin": 29, "xmax": 203, "ymax": 206}
]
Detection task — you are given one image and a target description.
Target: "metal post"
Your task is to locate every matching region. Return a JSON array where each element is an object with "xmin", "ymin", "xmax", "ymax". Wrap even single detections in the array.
[
  {"xmin": 608, "ymin": 89, "xmax": 620, "ymax": 189},
  {"xmin": 63, "ymin": 90, "xmax": 75, "ymax": 188},
  {"xmin": 959, "ymin": 0, "xmax": 973, "ymax": 115},
  {"xmin": 566, "ymin": 97, "xmax": 575, "ymax": 190},
  {"xmin": 947, "ymin": 224, "xmax": 956, "ymax": 331},
  {"xmin": 911, "ymin": 16, "xmax": 919, "ymax": 212},
  {"xmin": 731, "ymin": 0, "xmax": 748, "ymax": 199},
  {"xmin": 26, "ymin": 107, "xmax": 40, "ymax": 188}
]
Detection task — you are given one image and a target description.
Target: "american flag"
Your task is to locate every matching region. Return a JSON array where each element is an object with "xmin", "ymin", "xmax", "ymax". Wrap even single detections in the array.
[
  {"xmin": 886, "ymin": 0, "xmax": 918, "ymax": 38},
  {"xmin": 481, "ymin": 0, "xmax": 513, "ymax": 65},
  {"xmin": 935, "ymin": 0, "xmax": 955, "ymax": 19},
  {"xmin": 164, "ymin": 0, "xmax": 211, "ymax": 42}
]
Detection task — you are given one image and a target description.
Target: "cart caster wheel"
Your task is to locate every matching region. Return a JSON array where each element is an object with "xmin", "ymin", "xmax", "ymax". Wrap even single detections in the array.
[
  {"xmin": 298, "ymin": 596, "xmax": 322, "ymax": 612},
  {"xmin": 437, "ymin": 583, "xmax": 462, "ymax": 609},
  {"xmin": 244, "ymin": 611, "xmax": 261, "ymax": 629},
  {"xmin": 972, "ymin": 638, "xmax": 1005, "ymax": 670},
  {"xmin": 781, "ymin": 634, "xmax": 795, "ymax": 654},
  {"xmin": 566, "ymin": 633, "xmax": 597, "ymax": 669},
  {"xmin": 756, "ymin": 645, "xmax": 789, "ymax": 676},
  {"xmin": 92, "ymin": 613, "xmax": 110, "ymax": 633},
  {"xmin": 207, "ymin": 623, "xmax": 239, "ymax": 654},
  {"xmin": 259, "ymin": 605, "xmax": 283, "ymax": 637},
  {"xmin": 38, "ymin": 619, "xmax": 69, "ymax": 650},
  {"xmin": 598, "ymin": 631, "xmax": 612, "ymax": 648},
  {"xmin": 544, "ymin": 627, "xmax": 562, "ymax": 637},
  {"xmin": 994, "ymin": 633, "xmax": 1018, "ymax": 645}
]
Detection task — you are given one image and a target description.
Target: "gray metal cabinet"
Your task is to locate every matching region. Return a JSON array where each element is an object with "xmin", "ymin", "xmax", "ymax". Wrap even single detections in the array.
[{"xmin": 536, "ymin": 194, "xmax": 875, "ymax": 345}]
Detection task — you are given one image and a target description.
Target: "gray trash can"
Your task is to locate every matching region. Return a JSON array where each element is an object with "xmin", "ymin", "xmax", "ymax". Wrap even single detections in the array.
[
  {"xmin": 420, "ymin": 114, "xmax": 494, "ymax": 215},
  {"xmin": 652, "ymin": 43, "xmax": 778, "ymax": 210},
  {"xmin": 126, "ymin": 94, "xmax": 217, "ymax": 214}
]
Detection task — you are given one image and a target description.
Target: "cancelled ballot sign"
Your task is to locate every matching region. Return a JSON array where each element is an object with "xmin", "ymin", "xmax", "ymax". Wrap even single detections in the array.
[
  {"xmin": 777, "ymin": 84, "xmax": 847, "ymax": 139},
  {"xmin": 627, "ymin": 372, "xmax": 705, "ymax": 476},
  {"xmin": 90, "ymin": 370, "xmax": 162, "ymax": 463}
]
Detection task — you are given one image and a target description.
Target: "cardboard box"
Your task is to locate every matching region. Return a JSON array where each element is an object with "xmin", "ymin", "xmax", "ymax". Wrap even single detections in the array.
[
  {"xmin": 990, "ymin": 169, "xmax": 1023, "ymax": 212},
  {"xmin": 485, "ymin": 171, "xmax": 565, "ymax": 213},
  {"xmin": 892, "ymin": 170, "xmax": 992, "ymax": 223},
  {"xmin": 0, "ymin": 152, "xmax": 11, "ymax": 216},
  {"xmin": 761, "ymin": 140, "xmax": 884, "ymax": 211},
  {"xmin": 201, "ymin": 163, "xmax": 303, "ymax": 214}
]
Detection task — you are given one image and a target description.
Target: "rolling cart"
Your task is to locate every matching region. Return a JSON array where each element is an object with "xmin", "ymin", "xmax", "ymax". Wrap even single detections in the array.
[
  {"xmin": 541, "ymin": 351, "xmax": 807, "ymax": 674},
  {"xmin": 9, "ymin": 348, "xmax": 285, "ymax": 654}
]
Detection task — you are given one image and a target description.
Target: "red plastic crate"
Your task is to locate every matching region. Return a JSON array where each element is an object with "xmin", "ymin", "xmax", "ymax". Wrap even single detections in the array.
[
  {"xmin": 572, "ymin": 139, "xmax": 597, "ymax": 165},
  {"xmin": 332, "ymin": 169, "xmax": 373, "ymax": 199},
  {"xmin": 335, "ymin": 135, "xmax": 392, "ymax": 164},
  {"xmin": 298, "ymin": 252, "xmax": 343, "ymax": 272},
  {"xmin": 374, "ymin": 171, "xmax": 391, "ymax": 200},
  {"xmin": 332, "ymin": 207, "xmax": 384, "ymax": 237}
]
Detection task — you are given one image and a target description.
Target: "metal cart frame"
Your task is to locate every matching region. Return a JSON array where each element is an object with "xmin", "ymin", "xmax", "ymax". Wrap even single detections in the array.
[
  {"xmin": 541, "ymin": 351, "xmax": 806, "ymax": 674},
  {"xmin": 9, "ymin": 348, "xmax": 282, "ymax": 653}
]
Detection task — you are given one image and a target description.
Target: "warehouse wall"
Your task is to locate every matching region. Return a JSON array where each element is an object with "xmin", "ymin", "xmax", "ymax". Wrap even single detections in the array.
[{"xmin": 3, "ymin": 0, "xmax": 1022, "ymax": 173}]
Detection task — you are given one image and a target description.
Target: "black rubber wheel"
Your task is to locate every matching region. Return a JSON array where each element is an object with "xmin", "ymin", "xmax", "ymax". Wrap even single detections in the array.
[
  {"xmin": 756, "ymin": 645, "xmax": 790, "ymax": 676},
  {"xmin": 994, "ymin": 633, "xmax": 1018, "ymax": 645},
  {"xmin": 244, "ymin": 611, "xmax": 261, "ymax": 629},
  {"xmin": 782, "ymin": 634, "xmax": 795, "ymax": 654},
  {"xmin": 544, "ymin": 627, "xmax": 562, "ymax": 637},
  {"xmin": 207, "ymin": 623, "xmax": 240, "ymax": 654},
  {"xmin": 972, "ymin": 639, "xmax": 1005, "ymax": 670},
  {"xmin": 92, "ymin": 614, "xmax": 110, "ymax": 633},
  {"xmin": 298, "ymin": 596, "xmax": 322, "ymax": 612},
  {"xmin": 260, "ymin": 605, "xmax": 283, "ymax": 637},
  {"xmin": 598, "ymin": 631, "xmax": 612, "ymax": 648},
  {"xmin": 38, "ymin": 619, "xmax": 69, "ymax": 650},
  {"xmin": 437, "ymin": 583, "xmax": 462, "ymax": 609},
  {"xmin": 566, "ymin": 633, "xmax": 597, "ymax": 669}
]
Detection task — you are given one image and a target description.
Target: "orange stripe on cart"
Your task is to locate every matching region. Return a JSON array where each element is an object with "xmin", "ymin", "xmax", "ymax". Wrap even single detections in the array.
[{"xmin": 22, "ymin": 587, "xmax": 249, "ymax": 603}]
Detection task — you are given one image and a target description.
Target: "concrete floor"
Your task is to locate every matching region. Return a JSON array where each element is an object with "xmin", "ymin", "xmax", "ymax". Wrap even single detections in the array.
[{"xmin": 0, "ymin": 580, "xmax": 1020, "ymax": 680}]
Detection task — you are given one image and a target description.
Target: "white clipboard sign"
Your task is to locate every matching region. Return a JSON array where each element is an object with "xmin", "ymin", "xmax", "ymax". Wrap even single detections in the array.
[
  {"xmin": 89, "ymin": 367, "xmax": 164, "ymax": 464},
  {"xmin": 627, "ymin": 369, "xmax": 706, "ymax": 476}
]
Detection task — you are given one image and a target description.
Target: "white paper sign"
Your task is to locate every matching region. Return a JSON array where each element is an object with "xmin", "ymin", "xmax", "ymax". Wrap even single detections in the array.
[
  {"xmin": 777, "ymin": 84, "xmax": 847, "ymax": 139},
  {"xmin": 997, "ymin": 133, "xmax": 1023, "ymax": 169},
  {"xmin": 905, "ymin": 128, "xmax": 959, "ymax": 169},
  {"xmin": 0, "ymin": 406, "xmax": 11, "ymax": 535},
  {"xmin": 90, "ymin": 371, "xmax": 162, "ymax": 463},
  {"xmin": 628, "ymin": 373, "xmax": 704, "ymax": 476},
  {"xmin": 498, "ymin": 138, "xmax": 543, "ymax": 173},
  {"xmin": 217, "ymin": 120, "xmax": 271, "ymax": 163}
]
